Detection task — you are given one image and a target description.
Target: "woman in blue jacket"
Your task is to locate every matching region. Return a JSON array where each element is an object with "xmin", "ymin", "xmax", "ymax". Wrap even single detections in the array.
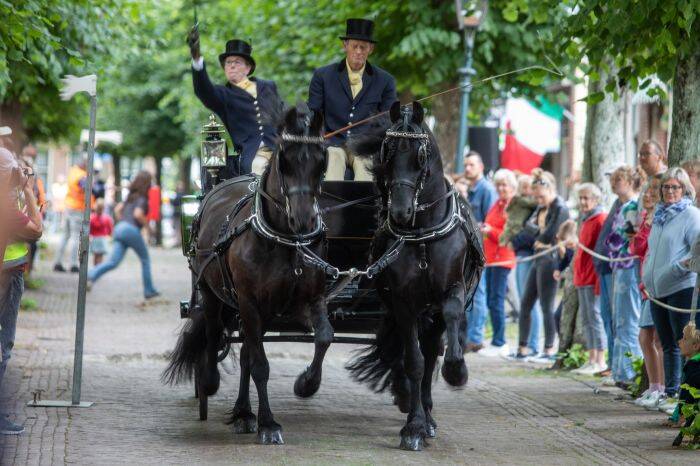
[{"xmin": 643, "ymin": 167, "xmax": 700, "ymax": 402}]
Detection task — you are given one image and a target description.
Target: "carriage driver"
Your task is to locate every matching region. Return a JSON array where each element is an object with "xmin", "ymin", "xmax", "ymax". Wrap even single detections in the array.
[
  {"xmin": 308, "ymin": 18, "xmax": 397, "ymax": 181},
  {"xmin": 188, "ymin": 27, "xmax": 282, "ymax": 176}
]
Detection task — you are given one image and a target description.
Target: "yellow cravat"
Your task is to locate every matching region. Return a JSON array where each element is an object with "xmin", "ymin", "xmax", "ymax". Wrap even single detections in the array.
[
  {"xmin": 236, "ymin": 78, "xmax": 257, "ymax": 98},
  {"xmin": 346, "ymin": 60, "xmax": 364, "ymax": 98}
]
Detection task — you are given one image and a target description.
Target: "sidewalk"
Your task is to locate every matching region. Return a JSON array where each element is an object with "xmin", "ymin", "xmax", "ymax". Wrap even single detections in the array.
[{"xmin": 0, "ymin": 247, "xmax": 696, "ymax": 465}]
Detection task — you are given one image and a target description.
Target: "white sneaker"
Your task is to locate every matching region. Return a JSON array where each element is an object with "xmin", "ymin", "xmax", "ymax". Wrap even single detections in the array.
[
  {"xmin": 479, "ymin": 344, "xmax": 510, "ymax": 358},
  {"xmin": 639, "ymin": 391, "xmax": 664, "ymax": 409},
  {"xmin": 576, "ymin": 363, "xmax": 605, "ymax": 376},
  {"xmin": 657, "ymin": 396, "xmax": 678, "ymax": 413},
  {"xmin": 571, "ymin": 363, "xmax": 593, "ymax": 375},
  {"xmin": 600, "ymin": 376, "xmax": 616, "ymax": 387},
  {"xmin": 634, "ymin": 389, "xmax": 653, "ymax": 406}
]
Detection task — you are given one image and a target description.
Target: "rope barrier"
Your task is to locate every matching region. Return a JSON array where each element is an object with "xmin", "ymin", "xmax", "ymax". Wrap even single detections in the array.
[
  {"xmin": 483, "ymin": 242, "xmax": 562, "ymax": 268},
  {"xmin": 484, "ymin": 237, "xmax": 698, "ymax": 315}
]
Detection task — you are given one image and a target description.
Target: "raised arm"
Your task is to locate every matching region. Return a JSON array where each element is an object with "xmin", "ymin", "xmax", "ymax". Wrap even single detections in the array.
[{"xmin": 188, "ymin": 25, "xmax": 226, "ymax": 116}]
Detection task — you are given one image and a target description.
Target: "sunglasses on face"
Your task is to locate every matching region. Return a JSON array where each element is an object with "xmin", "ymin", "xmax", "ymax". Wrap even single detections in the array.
[{"xmin": 661, "ymin": 184, "xmax": 682, "ymax": 192}]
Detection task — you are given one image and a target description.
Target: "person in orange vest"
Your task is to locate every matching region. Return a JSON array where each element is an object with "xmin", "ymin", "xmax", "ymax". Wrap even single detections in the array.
[{"xmin": 53, "ymin": 159, "xmax": 93, "ymax": 273}]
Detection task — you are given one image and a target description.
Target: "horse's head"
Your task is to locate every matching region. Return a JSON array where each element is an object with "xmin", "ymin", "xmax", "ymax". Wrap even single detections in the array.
[
  {"xmin": 274, "ymin": 104, "xmax": 327, "ymax": 234},
  {"xmin": 380, "ymin": 101, "xmax": 433, "ymax": 227}
]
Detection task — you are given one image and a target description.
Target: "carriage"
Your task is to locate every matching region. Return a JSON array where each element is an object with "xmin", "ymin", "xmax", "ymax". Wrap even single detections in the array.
[
  {"xmin": 177, "ymin": 115, "xmax": 386, "ymax": 420},
  {"xmin": 168, "ymin": 105, "xmax": 481, "ymax": 450}
]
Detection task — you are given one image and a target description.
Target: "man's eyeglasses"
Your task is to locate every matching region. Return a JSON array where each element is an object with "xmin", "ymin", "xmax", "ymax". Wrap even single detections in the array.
[
  {"xmin": 661, "ymin": 184, "xmax": 682, "ymax": 192},
  {"xmin": 532, "ymin": 179, "xmax": 549, "ymax": 187}
]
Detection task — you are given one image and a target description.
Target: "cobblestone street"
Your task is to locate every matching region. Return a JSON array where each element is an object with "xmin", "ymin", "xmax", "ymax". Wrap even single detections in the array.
[{"xmin": 0, "ymin": 247, "xmax": 696, "ymax": 465}]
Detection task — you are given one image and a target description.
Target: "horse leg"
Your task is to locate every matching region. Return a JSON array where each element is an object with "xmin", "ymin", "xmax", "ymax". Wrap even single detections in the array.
[
  {"xmin": 397, "ymin": 315, "xmax": 427, "ymax": 451},
  {"xmin": 201, "ymin": 287, "xmax": 223, "ymax": 396},
  {"xmin": 420, "ymin": 320, "xmax": 442, "ymax": 438},
  {"xmin": 441, "ymin": 286, "xmax": 468, "ymax": 386},
  {"xmin": 294, "ymin": 300, "xmax": 333, "ymax": 398},
  {"xmin": 228, "ymin": 342, "xmax": 256, "ymax": 433},
  {"xmin": 241, "ymin": 312, "xmax": 283, "ymax": 445}
]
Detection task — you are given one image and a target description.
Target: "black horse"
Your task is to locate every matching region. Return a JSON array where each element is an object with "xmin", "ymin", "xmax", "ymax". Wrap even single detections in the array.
[
  {"xmin": 163, "ymin": 104, "xmax": 332, "ymax": 445},
  {"xmin": 346, "ymin": 101, "xmax": 484, "ymax": 451}
]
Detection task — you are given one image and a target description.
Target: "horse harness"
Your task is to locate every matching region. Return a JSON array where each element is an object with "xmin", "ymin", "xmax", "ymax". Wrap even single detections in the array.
[
  {"xmin": 190, "ymin": 130, "xmax": 327, "ymax": 310},
  {"xmin": 375, "ymin": 112, "xmax": 483, "ymax": 303}
]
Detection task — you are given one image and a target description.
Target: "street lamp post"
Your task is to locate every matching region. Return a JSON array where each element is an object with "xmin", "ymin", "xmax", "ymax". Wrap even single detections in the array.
[{"xmin": 454, "ymin": 1, "xmax": 487, "ymax": 174}]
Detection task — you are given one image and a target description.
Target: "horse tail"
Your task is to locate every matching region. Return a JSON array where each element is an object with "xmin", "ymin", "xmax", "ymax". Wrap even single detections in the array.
[
  {"xmin": 161, "ymin": 311, "xmax": 207, "ymax": 385},
  {"xmin": 345, "ymin": 309, "xmax": 404, "ymax": 393}
]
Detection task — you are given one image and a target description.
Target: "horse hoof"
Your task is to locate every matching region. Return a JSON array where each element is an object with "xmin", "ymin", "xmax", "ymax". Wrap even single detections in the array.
[
  {"xmin": 294, "ymin": 371, "xmax": 321, "ymax": 398},
  {"xmin": 232, "ymin": 416, "xmax": 257, "ymax": 434},
  {"xmin": 441, "ymin": 358, "xmax": 468, "ymax": 387},
  {"xmin": 399, "ymin": 434, "xmax": 424, "ymax": 451},
  {"xmin": 426, "ymin": 423, "xmax": 437, "ymax": 438},
  {"xmin": 257, "ymin": 427, "xmax": 284, "ymax": 445}
]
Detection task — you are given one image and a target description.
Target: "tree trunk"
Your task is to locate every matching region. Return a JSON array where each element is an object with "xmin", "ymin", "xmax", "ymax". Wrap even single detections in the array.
[
  {"xmin": 668, "ymin": 42, "xmax": 700, "ymax": 167},
  {"xmin": 112, "ymin": 154, "xmax": 122, "ymax": 203},
  {"xmin": 582, "ymin": 68, "xmax": 627, "ymax": 206},
  {"xmin": 154, "ymin": 157, "xmax": 163, "ymax": 247},
  {"xmin": 431, "ymin": 86, "xmax": 460, "ymax": 173},
  {"xmin": 0, "ymin": 99, "xmax": 26, "ymax": 152},
  {"xmin": 179, "ymin": 156, "xmax": 192, "ymax": 193}
]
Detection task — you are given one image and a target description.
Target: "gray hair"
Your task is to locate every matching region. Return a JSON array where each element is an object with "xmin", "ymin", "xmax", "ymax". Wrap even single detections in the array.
[
  {"xmin": 493, "ymin": 168, "xmax": 517, "ymax": 190},
  {"xmin": 660, "ymin": 167, "xmax": 696, "ymax": 202},
  {"xmin": 577, "ymin": 182, "xmax": 602, "ymax": 202}
]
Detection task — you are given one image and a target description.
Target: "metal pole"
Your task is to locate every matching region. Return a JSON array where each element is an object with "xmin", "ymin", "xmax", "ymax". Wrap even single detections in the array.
[
  {"xmin": 454, "ymin": 27, "xmax": 476, "ymax": 174},
  {"xmin": 71, "ymin": 95, "xmax": 97, "ymax": 406}
]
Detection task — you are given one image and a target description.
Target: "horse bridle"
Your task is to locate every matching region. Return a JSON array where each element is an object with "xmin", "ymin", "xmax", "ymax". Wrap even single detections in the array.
[
  {"xmin": 261, "ymin": 117, "xmax": 326, "ymax": 218},
  {"xmin": 380, "ymin": 108, "xmax": 431, "ymax": 225}
]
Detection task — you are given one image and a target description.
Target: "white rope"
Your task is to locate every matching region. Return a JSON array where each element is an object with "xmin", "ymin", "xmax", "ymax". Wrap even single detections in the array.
[
  {"xmin": 484, "ymin": 237, "xmax": 698, "ymax": 315},
  {"xmin": 484, "ymin": 242, "xmax": 562, "ymax": 268}
]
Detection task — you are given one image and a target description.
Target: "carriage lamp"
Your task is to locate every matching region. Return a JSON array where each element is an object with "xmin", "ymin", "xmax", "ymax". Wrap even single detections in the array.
[{"xmin": 200, "ymin": 114, "xmax": 227, "ymax": 176}]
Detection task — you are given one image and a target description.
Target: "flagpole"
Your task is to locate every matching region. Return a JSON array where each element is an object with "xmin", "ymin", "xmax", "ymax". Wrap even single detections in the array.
[
  {"xmin": 29, "ymin": 75, "xmax": 97, "ymax": 408},
  {"xmin": 70, "ymin": 94, "xmax": 97, "ymax": 406}
]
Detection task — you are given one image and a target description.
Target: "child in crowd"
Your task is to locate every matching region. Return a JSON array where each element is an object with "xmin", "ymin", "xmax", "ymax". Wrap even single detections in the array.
[
  {"xmin": 630, "ymin": 175, "xmax": 666, "ymax": 408},
  {"xmin": 89, "ymin": 199, "xmax": 113, "ymax": 266},
  {"xmin": 605, "ymin": 166, "xmax": 645, "ymax": 388},
  {"xmin": 669, "ymin": 322, "xmax": 700, "ymax": 440},
  {"xmin": 553, "ymin": 220, "xmax": 577, "ymax": 281},
  {"xmin": 501, "ymin": 175, "xmax": 537, "ymax": 247}
]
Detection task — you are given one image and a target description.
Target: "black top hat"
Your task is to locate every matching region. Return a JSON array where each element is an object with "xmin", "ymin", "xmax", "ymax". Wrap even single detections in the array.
[
  {"xmin": 218, "ymin": 39, "xmax": 256, "ymax": 75},
  {"xmin": 339, "ymin": 18, "xmax": 376, "ymax": 44}
]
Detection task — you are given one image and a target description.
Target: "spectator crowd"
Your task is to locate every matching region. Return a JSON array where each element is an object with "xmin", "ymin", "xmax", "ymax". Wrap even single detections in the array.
[{"xmin": 453, "ymin": 144, "xmax": 700, "ymax": 435}]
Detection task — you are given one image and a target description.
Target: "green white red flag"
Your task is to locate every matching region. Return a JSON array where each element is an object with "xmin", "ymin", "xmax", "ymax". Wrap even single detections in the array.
[{"xmin": 500, "ymin": 97, "xmax": 563, "ymax": 174}]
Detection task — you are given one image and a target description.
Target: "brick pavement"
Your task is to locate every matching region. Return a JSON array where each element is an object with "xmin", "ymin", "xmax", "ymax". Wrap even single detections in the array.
[{"xmin": 0, "ymin": 246, "xmax": 696, "ymax": 465}]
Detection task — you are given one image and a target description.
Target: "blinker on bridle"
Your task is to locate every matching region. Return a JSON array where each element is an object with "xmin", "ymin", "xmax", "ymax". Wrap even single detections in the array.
[
  {"xmin": 381, "ymin": 106, "xmax": 431, "ymax": 226},
  {"xmin": 271, "ymin": 119, "xmax": 327, "ymax": 219}
]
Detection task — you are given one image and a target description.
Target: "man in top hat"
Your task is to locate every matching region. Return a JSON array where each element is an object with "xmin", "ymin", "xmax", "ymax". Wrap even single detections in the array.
[
  {"xmin": 308, "ymin": 18, "xmax": 397, "ymax": 181},
  {"xmin": 188, "ymin": 27, "xmax": 283, "ymax": 176}
]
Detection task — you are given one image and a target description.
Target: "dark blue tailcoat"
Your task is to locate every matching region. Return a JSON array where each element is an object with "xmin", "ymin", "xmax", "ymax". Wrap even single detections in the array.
[
  {"xmin": 308, "ymin": 60, "xmax": 397, "ymax": 146},
  {"xmin": 192, "ymin": 63, "xmax": 282, "ymax": 174}
]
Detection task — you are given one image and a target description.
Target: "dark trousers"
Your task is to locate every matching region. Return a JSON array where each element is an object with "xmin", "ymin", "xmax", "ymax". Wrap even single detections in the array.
[
  {"xmin": 650, "ymin": 287, "xmax": 700, "ymax": 396},
  {"xmin": 519, "ymin": 255, "xmax": 559, "ymax": 349},
  {"xmin": 485, "ymin": 266, "xmax": 510, "ymax": 347}
]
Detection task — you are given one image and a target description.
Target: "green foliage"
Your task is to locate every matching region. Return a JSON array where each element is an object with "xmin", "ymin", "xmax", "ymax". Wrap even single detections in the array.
[
  {"xmin": 558, "ymin": 343, "xmax": 587, "ymax": 370},
  {"xmin": 679, "ymin": 384, "xmax": 700, "ymax": 448},
  {"xmin": 506, "ymin": 0, "xmax": 700, "ymax": 98},
  {"xmin": 0, "ymin": 0, "xmax": 139, "ymax": 142},
  {"xmin": 626, "ymin": 351, "xmax": 646, "ymax": 397},
  {"xmin": 20, "ymin": 297, "xmax": 38, "ymax": 311},
  {"xmin": 24, "ymin": 277, "xmax": 45, "ymax": 290}
]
